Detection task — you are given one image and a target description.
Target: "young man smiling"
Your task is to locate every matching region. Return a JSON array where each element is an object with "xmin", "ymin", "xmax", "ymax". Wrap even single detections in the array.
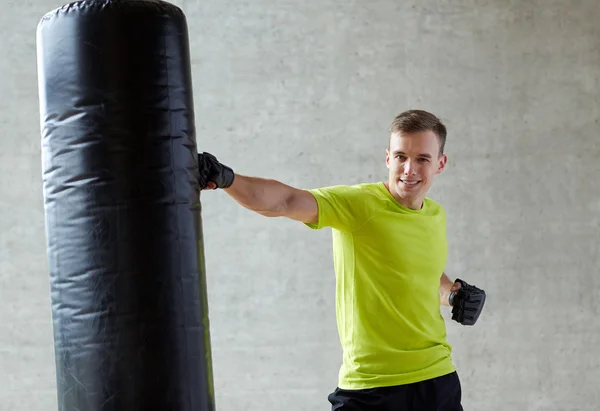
[{"xmin": 198, "ymin": 109, "xmax": 486, "ymax": 410}]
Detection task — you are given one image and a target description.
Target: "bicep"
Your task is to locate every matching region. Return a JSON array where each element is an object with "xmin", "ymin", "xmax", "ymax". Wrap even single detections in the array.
[{"xmin": 282, "ymin": 188, "xmax": 318, "ymax": 224}]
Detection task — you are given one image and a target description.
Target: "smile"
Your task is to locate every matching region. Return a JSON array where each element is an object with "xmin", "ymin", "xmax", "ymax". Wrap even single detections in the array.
[{"xmin": 400, "ymin": 179, "xmax": 420, "ymax": 186}]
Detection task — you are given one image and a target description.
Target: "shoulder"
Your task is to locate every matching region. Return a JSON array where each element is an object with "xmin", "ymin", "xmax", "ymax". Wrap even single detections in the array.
[
  {"xmin": 305, "ymin": 182, "xmax": 386, "ymax": 212},
  {"xmin": 422, "ymin": 197, "xmax": 446, "ymax": 218},
  {"xmin": 423, "ymin": 196, "xmax": 443, "ymax": 209},
  {"xmin": 302, "ymin": 182, "xmax": 383, "ymax": 231},
  {"xmin": 307, "ymin": 182, "xmax": 384, "ymax": 200}
]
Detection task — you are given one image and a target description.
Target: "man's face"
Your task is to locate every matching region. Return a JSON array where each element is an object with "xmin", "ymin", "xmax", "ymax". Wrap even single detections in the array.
[{"xmin": 385, "ymin": 130, "xmax": 447, "ymax": 209}]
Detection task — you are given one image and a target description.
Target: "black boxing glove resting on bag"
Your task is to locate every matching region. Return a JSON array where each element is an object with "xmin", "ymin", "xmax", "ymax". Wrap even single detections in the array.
[
  {"xmin": 449, "ymin": 278, "xmax": 486, "ymax": 326},
  {"xmin": 198, "ymin": 152, "xmax": 235, "ymax": 189}
]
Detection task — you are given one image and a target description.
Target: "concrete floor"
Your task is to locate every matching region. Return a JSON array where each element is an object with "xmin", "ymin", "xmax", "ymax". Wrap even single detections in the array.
[{"xmin": 1, "ymin": 0, "xmax": 599, "ymax": 410}]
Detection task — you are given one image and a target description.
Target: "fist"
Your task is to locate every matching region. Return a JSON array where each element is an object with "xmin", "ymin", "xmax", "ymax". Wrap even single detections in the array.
[
  {"xmin": 449, "ymin": 278, "xmax": 486, "ymax": 326},
  {"xmin": 198, "ymin": 152, "xmax": 234, "ymax": 190},
  {"xmin": 450, "ymin": 281, "xmax": 462, "ymax": 294}
]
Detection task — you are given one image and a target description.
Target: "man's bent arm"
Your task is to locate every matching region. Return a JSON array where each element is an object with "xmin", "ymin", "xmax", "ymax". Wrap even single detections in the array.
[{"xmin": 223, "ymin": 174, "xmax": 318, "ymax": 224}]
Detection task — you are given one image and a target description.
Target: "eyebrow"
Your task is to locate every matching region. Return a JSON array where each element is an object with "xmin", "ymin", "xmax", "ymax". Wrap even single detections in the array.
[{"xmin": 393, "ymin": 151, "xmax": 432, "ymax": 159}]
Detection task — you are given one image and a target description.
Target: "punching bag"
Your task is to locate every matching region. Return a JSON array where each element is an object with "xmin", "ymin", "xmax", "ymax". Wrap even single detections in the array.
[{"xmin": 36, "ymin": 1, "xmax": 215, "ymax": 410}]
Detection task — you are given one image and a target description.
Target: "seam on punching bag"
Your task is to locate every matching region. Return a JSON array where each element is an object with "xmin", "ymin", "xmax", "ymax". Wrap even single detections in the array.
[{"xmin": 161, "ymin": 11, "xmax": 190, "ymax": 407}]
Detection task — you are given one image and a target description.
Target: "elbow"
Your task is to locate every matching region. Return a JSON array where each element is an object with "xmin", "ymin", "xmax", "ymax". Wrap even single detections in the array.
[
  {"xmin": 257, "ymin": 192, "xmax": 290, "ymax": 218},
  {"xmin": 233, "ymin": 178, "xmax": 291, "ymax": 218},
  {"xmin": 255, "ymin": 201, "xmax": 287, "ymax": 218},
  {"xmin": 246, "ymin": 195, "xmax": 287, "ymax": 218}
]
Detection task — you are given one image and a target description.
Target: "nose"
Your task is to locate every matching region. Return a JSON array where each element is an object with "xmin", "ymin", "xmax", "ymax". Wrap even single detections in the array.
[{"xmin": 403, "ymin": 159, "xmax": 417, "ymax": 175}]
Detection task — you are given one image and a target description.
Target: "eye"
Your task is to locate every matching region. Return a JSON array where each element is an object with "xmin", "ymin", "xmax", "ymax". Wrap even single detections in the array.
[
  {"xmin": 418, "ymin": 158, "xmax": 430, "ymax": 163},
  {"xmin": 395, "ymin": 155, "xmax": 406, "ymax": 161}
]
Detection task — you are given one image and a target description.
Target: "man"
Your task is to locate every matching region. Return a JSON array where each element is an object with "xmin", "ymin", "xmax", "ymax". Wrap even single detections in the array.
[{"xmin": 198, "ymin": 109, "xmax": 486, "ymax": 410}]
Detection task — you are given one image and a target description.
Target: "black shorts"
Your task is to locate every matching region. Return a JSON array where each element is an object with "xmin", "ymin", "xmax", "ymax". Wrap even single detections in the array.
[{"xmin": 327, "ymin": 371, "xmax": 463, "ymax": 411}]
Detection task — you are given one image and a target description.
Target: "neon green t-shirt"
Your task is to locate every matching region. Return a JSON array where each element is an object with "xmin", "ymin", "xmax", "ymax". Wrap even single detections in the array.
[{"xmin": 304, "ymin": 182, "xmax": 455, "ymax": 389}]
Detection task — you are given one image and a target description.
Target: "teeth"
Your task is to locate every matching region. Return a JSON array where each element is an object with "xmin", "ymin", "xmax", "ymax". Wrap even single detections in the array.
[{"xmin": 402, "ymin": 181, "xmax": 418, "ymax": 185}]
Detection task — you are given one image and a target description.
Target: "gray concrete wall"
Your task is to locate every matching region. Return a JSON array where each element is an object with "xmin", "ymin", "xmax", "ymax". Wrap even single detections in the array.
[{"xmin": 1, "ymin": 0, "xmax": 599, "ymax": 410}]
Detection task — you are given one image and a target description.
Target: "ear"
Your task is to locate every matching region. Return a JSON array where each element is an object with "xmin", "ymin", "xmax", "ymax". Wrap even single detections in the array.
[
  {"xmin": 385, "ymin": 148, "xmax": 391, "ymax": 169},
  {"xmin": 436, "ymin": 154, "xmax": 447, "ymax": 174}
]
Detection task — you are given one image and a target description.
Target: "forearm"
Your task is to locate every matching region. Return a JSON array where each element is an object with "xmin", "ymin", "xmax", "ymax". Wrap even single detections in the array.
[
  {"xmin": 439, "ymin": 272, "xmax": 454, "ymax": 306},
  {"xmin": 223, "ymin": 174, "xmax": 294, "ymax": 217}
]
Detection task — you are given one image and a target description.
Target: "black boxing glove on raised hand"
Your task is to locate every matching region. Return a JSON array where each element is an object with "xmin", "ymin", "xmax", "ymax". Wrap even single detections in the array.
[
  {"xmin": 197, "ymin": 152, "xmax": 235, "ymax": 189},
  {"xmin": 449, "ymin": 278, "xmax": 486, "ymax": 326}
]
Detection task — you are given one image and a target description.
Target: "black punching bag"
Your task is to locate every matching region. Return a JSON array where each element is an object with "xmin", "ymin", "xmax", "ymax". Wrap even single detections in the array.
[{"xmin": 36, "ymin": 1, "xmax": 215, "ymax": 410}]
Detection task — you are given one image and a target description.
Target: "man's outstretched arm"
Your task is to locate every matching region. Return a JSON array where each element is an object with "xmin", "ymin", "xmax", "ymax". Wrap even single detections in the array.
[
  {"xmin": 224, "ymin": 175, "xmax": 318, "ymax": 223},
  {"xmin": 199, "ymin": 152, "xmax": 318, "ymax": 224}
]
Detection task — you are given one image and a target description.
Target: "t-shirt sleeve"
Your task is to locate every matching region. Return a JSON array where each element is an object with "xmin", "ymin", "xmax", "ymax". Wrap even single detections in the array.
[{"xmin": 303, "ymin": 185, "xmax": 370, "ymax": 232}]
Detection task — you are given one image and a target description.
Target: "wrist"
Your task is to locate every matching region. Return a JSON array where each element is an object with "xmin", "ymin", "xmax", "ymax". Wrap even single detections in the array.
[
  {"xmin": 439, "ymin": 288, "xmax": 452, "ymax": 306},
  {"xmin": 449, "ymin": 291, "xmax": 457, "ymax": 306}
]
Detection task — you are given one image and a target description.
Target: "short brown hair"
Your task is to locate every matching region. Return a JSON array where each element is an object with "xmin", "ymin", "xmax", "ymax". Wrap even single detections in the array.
[{"xmin": 389, "ymin": 110, "xmax": 447, "ymax": 155}]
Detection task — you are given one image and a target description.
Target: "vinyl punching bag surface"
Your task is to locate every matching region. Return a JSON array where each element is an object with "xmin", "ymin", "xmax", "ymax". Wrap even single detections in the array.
[{"xmin": 36, "ymin": 1, "xmax": 215, "ymax": 410}]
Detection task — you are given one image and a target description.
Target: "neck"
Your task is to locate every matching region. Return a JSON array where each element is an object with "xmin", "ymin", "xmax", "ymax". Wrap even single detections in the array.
[{"xmin": 383, "ymin": 181, "xmax": 423, "ymax": 210}]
